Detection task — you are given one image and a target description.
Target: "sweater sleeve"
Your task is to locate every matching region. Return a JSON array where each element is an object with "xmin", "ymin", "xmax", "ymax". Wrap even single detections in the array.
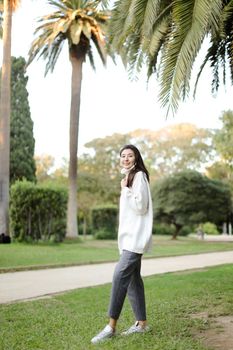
[{"xmin": 121, "ymin": 172, "xmax": 149, "ymax": 215}]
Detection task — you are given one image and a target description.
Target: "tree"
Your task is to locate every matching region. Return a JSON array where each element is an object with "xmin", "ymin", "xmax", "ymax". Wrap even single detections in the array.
[
  {"xmin": 108, "ymin": 0, "xmax": 233, "ymax": 114},
  {"xmin": 153, "ymin": 170, "xmax": 232, "ymax": 239},
  {"xmin": 214, "ymin": 110, "xmax": 233, "ymax": 166},
  {"xmin": 27, "ymin": 0, "xmax": 110, "ymax": 238},
  {"xmin": 84, "ymin": 124, "xmax": 214, "ymax": 182},
  {"xmin": 207, "ymin": 110, "xmax": 233, "ymax": 188},
  {"xmin": 35, "ymin": 154, "xmax": 55, "ymax": 182},
  {"xmin": 206, "ymin": 161, "xmax": 232, "ymax": 183},
  {"xmin": 10, "ymin": 56, "xmax": 36, "ymax": 183},
  {"xmin": 83, "ymin": 132, "xmax": 129, "ymax": 203},
  {"xmin": 77, "ymin": 172, "xmax": 100, "ymax": 236},
  {"xmin": 0, "ymin": 0, "xmax": 20, "ymax": 235},
  {"xmin": 129, "ymin": 124, "xmax": 214, "ymax": 178}
]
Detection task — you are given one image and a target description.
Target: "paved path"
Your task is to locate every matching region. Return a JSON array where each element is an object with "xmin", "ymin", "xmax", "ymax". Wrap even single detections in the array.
[{"xmin": 0, "ymin": 251, "xmax": 233, "ymax": 304}]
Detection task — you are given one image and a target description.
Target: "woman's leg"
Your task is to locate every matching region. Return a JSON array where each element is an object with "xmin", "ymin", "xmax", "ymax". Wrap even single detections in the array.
[
  {"xmin": 127, "ymin": 256, "xmax": 147, "ymax": 323},
  {"xmin": 91, "ymin": 251, "xmax": 144, "ymax": 344},
  {"xmin": 108, "ymin": 250, "xmax": 142, "ymax": 321}
]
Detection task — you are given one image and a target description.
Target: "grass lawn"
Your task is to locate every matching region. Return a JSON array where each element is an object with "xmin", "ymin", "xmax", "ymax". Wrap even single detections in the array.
[
  {"xmin": 0, "ymin": 235, "xmax": 233, "ymax": 272},
  {"xmin": 0, "ymin": 264, "xmax": 232, "ymax": 349}
]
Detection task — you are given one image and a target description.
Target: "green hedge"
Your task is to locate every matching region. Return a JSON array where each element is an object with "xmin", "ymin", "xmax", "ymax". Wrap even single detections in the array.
[
  {"xmin": 10, "ymin": 181, "xmax": 67, "ymax": 242},
  {"xmin": 91, "ymin": 205, "xmax": 118, "ymax": 239},
  {"xmin": 202, "ymin": 222, "xmax": 219, "ymax": 235},
  {"xmin": 153, "ymin": 223, "xmax": 176, "ymax": 235},
  {"xmin": 153, "ymin": 223, "xmax": 194, "ymax": 236}
]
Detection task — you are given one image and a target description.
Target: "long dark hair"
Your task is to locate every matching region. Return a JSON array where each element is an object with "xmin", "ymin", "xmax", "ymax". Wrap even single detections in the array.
[{"xmin": 120, "ymin": 144, "xmax": 150, "ymax": 187}]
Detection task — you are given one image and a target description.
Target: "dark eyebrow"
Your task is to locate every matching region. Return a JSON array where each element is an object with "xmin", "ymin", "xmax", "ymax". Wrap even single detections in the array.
[{"xmin": 122, "ymin": 151, "xmax": 134, "ymax": 155}]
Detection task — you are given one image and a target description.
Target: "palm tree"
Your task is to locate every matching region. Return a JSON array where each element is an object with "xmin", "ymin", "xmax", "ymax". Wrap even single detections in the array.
[
  {"xmin": 108, "ymin": 0, "xmax": 233, "ymax": 115},
  {"xmin": 27, "ymin": 0, "xmax": 109, "ymax": 238},
  {"xmin": 0, "ymin": 0, "xmax": 20, "ymax": 236}
]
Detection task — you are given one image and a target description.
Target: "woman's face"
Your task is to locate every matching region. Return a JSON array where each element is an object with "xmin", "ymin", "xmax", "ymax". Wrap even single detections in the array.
[{"xmin": 120, "ymin": 148, "xmax": 136, "ymax": 170}]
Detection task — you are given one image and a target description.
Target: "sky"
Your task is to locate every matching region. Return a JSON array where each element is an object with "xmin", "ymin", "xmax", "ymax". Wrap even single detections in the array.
[{"xmin": 2, "ymin": 0, "xmax": 233, "ymax": 166}]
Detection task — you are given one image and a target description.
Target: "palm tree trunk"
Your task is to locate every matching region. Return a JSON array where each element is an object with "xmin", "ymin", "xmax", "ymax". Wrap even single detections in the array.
[
  {"xmin": 66, "ymin": 52, "xmax": 84, "ymax": 238},
  {"xmin": 0, "ymin": 0, "xmax": 12, "ymax": 235}
]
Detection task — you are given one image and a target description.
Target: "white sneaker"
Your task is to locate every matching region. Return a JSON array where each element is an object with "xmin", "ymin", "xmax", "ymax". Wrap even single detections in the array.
[
  {"xmin": 91, "ymin": 325, "xmax": 115, "ymax": 344},
  {"xmin": 122, "ymin": 321, "xmax": 150, "ymax": 335}
]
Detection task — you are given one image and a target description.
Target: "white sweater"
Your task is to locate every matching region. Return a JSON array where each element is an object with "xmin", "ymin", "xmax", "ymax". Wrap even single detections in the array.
[{"xmin": 118, "ymin": 171, "xmax": 153, "ymax": 254}]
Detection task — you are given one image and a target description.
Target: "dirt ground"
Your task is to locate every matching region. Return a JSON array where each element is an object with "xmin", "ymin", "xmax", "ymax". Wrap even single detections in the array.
[{"xmin": 191, "ymin": 312, "xmax": 233, "ymax": 350}]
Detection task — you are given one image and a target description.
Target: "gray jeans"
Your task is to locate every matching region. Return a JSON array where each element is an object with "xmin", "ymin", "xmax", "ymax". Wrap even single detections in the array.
[{"xmin": 108, "ymin": 250, "xmax": 146, "ymax": 321}]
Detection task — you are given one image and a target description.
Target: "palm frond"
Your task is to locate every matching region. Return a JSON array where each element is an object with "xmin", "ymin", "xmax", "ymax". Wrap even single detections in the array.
[
  {"xmin": 142, "ymin": 3, "xmax": 172, "ymax": 78},
  {"xmin": 27, "ymin": 0, "xmax": 109, "ymax": 73},
  {"xmin": 146, "ymin": 18, "xmax": 170, "ymax": 79},
  {"xmin": 142, "ymin": 0, "xmax": 163, "ymax": 37},
  {"xmin": 91, "ymin": 27, "xmax": 107, "ymax": 65},
  {"xmin": 44, "ymin": 34, "xmax": 66, "ymax": 74},
  {"xmin": 158, "ymin": 0, "xmax": 222, "ymax": 115},
  {"xmin": 87, "ymin": 45, "xmax": 96, "ymax": 70},
  {"xmin": 108, "ymin": 0, "xmax": 233, "ymax": 115},
  {"xmin": 194, "ymin": 0, "xmax": 233, "ymax": 97},
  {"xmin": 108, "ymin": 0, "xmax": 133, "ymax": 48},
  {"xmin": 125, "ymin": 32, "xmax": 144, "ymax": 79}
]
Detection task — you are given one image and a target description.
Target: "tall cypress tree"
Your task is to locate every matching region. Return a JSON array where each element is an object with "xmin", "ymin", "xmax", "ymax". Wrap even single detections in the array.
[{"xmin": 10, "ymin": 56, "xmax": 36, "ymax": 183}]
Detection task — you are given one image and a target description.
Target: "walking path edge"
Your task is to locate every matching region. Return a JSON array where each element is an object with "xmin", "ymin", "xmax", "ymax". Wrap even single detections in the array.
[{"xmin": 0, "ymin": 251, "xmax": 233, "ymax": 304}]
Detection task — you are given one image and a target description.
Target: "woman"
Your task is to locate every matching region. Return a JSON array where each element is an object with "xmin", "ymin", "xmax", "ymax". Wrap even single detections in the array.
[{"xmin": 91, "ymin": 145, "xmax": 153, "ymax": 344}]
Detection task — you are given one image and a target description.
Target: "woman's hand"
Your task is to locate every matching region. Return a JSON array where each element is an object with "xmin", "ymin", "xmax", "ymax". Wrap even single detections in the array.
[{"xmin": 121, "ymin": 176, "xmax": 128, "ymax": 189}]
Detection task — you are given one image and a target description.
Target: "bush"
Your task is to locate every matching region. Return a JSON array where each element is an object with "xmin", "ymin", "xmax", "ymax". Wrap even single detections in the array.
[
  {"xmin": 202, "ymin": 222, "xmax": 219, "ymax": 235},
  {"xmin": 10, "ymin": 180, "xmax": 67, "ymax": 242},
  {"xmin": 153, "ymin": 223, "xmax": 176, "ymax": 235},
  {"xmin": 94, "ymin": 228, "xmax": 116, "ymax": 240},
  {"xmin": 91, "ymin": 205, "xmax": 118, "ymax": 240},
  {"xmin": 78, "ymin": 221, "xmax": 93, "ymax": 236},
  {"xmin": 179, "ymin": 225, "xmax": 194, "ymax": 236}
]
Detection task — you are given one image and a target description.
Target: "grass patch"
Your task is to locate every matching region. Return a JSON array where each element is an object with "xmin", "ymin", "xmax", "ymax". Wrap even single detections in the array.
[
  {"xmin": 0, "ymin": 264, "xmax": 233, "ymax": 349},
  {"xmin": 0, "ymin": 235, "xmax": 233, "ymax": 272}
]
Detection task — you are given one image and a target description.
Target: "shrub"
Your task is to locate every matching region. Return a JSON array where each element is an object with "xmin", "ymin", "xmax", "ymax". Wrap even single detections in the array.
[
  {"xmin": 10, "ymin": 180, "xmax": 67, "ymax": 242},
  {"xmin": 202, "ymin": 222, "xmax": 219, "ymax": 235},
  {"xmin": 94, "ymin": 228, "xmax": 116, "ymax": 240},
  {"xmin": 91, "ymin": 205, "xmax": 118, "ymax": 239},
  {"xmin": 153, "ymin": 223, "xmax": 176, "ymax": 236},
  {"xmin": 179, "ymin": 225, "xmax": 194, "ymax": 236}
]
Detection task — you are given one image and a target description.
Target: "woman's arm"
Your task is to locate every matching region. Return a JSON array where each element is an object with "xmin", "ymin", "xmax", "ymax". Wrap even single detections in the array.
[{"xmin": 121, "ymin": 172, "xmax": 149, "ymax": 215}]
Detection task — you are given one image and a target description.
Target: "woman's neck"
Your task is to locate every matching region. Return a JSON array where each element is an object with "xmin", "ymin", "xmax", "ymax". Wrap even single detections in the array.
[{"xmin": 121, "ymin": 165, "xmax": 135, "ymax": 175}]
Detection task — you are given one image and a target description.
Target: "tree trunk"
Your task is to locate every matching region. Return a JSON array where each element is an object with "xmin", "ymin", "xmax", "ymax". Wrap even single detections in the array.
[
  {"xmin": 66, "ymin": 52, "xmax": 84, "ymax": 238},
  {"xmin": 172, "ymin": 223, "xmax": 182, "ymax": 239},
  {"xmin": 0, "ymin": 0, "xmax": 12, "ymax": 235},
  {"xmin": 83, "ymin": 216, "xmax": 87, "ymax": 239}
]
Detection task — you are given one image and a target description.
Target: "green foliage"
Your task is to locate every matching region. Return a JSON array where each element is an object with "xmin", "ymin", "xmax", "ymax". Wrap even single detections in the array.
[
  {"xmin": 153, "ymin": 223, "xmax": 176, "ymax": 236},
  {"xmin": 91, "ymin": 205, "xmax": 118, "ymax": 239},
  {"xmin": 179, "ymin": 225, "xmax": 194, "ymax": 236},
  {"xmin": 214, "ymin": 110, "xmax": 233, "ymax": 164},
  {"xmin": 81, "ymin": 125, "xmax": 214, "ymax": 196},
  {"xmin": 2, "ymin": 236, "xmax": 233, "ymax": 271},
  {"xmin": 27, "ymin": 0, "xmax": 110, "ymax": 74},
  {"xmin": 94, "ymin": 228, "xmax": 116, "ymax": 240},
  {"xmin": 108, "ymin": 0, "xmax": 233, "ymax": 114},
  {"xmin": 206, "ymin": 110, "xmax": 233, "ymax": 193},
  {"xmin": 10, "ymin": 56, "xmax": 36, "ymax": 183},
  {"xmin": 153, "ymin": 223, "xmax": 193, "ymax": 236},
  {"xmin": 202, "ymin": 222, "xmax": 219, "ymax": 235},
  {"xmin": 83, "ymin": 133, "xmax": 128, "ymax": 204},
  {"xmin": 10, "ymin": 180, "xmax": 67, "ymax": 242},
  {"xmin": 153, "ymin": 170, "xmax": 232, "ymax": 238}
]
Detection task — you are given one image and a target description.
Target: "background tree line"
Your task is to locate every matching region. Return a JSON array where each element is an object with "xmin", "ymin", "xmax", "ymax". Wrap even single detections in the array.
[{"xmin": 34, "ymin": 111, "xmax": 233, "ymax": 239}]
